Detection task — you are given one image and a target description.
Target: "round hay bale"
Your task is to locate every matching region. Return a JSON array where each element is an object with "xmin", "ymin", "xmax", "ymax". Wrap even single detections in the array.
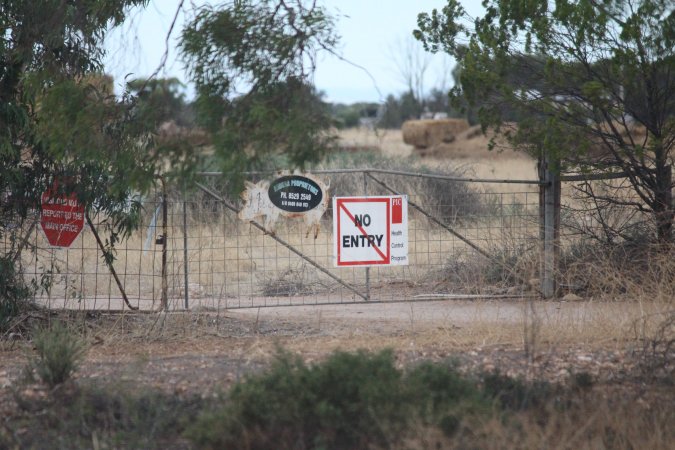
[
  {"xmin": 401, "ymin": 120, "xmax": 431, "ymax": 148},
  {"xmin": 457, "ymin": 125, "xmax": 485, "ymax": 140},
  {"xmin": 402, "ymin": 119, "xmax": 470, "ymax": 149}
]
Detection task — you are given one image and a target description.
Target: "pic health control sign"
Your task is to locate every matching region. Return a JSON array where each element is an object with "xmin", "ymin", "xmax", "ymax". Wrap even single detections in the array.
[{"xmin": 333, "ymin": 196, "xmax": 408, "ymax": 267}]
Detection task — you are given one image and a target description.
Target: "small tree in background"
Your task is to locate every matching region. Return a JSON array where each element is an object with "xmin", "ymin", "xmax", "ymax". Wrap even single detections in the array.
[
  {"xmin": 378, "ymin": 91, "xmax": 423, "ymax": 128},
  {"xmin": 331, "ymin": 102, "xmax": 381, "ymax": 129},
  {"xmin": 416, "ymin": 0, "xmax": 674, "ymax": 242},
  {"xmin": 126, "ymin": 77, "xmax": 193, "ymax": 128}
]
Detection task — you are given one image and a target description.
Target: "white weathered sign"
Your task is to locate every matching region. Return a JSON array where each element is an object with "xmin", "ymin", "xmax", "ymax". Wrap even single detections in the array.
[
  {"xmin": 238, "ymin": 171, "xmax": 329, "ymax": 238},
  {"xmin": 333, "ymin": 196, "xmax": 408, "ymax": 267}
]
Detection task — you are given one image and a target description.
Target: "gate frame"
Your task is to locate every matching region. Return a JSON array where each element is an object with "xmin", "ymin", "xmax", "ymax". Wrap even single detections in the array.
[
  {"xmin": 195, "ymin": 181, "xmax": 370, "ymax": 302},
  {"xmin": 195, "ymin": 168, "xmax": 548, "ymax": 304}
]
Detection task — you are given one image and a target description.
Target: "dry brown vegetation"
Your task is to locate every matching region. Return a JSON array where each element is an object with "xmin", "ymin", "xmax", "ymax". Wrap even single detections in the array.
[
  {"xmin": 1, "ymin": 295, "xmax": 672, "ymax": 448},
  {"xmin": 337, "ymin": 125, "xmax": 537, "ymax": 179}
]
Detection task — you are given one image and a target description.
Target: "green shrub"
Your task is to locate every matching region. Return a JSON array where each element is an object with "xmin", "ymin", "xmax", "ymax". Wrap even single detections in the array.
[
  {"xmin": 0, "ymin": 256, "xmax": 34, "ymax": 333},
  {"xmin": 187, "ymin": 349, "xmax": 408, "ymax": 450},
  {"xmin": 481, "ymin": 370, "xmax": 554, "ymax": 411},
  {"xmin": 569, "ymin": 370, "xmax": 595, "ymax": 391},
  {"xmin": 187, "ymin": 350, "xmax": 492, "ymax": 449},
  {"xmin": 405, "ymin": 361, "xmax": 489, "ymax": 437},
  {"xmin": 29, "ymin": 321, "xmax": 86, "ymax": 387}
]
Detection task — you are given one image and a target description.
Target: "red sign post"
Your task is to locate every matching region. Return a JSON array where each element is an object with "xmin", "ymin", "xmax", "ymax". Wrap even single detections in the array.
[{"xmin": 40, "ymin": 183, "xmax": 85, "ymax": 247}]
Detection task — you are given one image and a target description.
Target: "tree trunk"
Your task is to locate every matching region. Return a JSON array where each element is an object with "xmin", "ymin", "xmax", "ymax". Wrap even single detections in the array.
[{"xmin": 654, "ymin": 164, "xmax": 673, "ymax": 243}]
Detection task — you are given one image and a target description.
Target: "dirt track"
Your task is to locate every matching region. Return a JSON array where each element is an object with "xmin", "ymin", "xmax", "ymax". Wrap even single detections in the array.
[{"xmin": 228, "ymin": 298, "xmax": 600, "ymax": 327}]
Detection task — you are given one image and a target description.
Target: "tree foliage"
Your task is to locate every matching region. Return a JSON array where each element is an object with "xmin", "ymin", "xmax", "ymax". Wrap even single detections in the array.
[
  {"xmin": 416, "ymin": 0, "xmax": 675, "ymax": 241},
  {"xmin": 0, "ymin": 1, "xmax": 339, "ymax": 313},
  {"xmin": 180, "ymin": 0, "xmax": 338, "ymax": 182},
  {"xmin": 378, "ymin": 91, "xmax": 423, "ymax": 128},
  {"xmin": 126, "ymin": 77, "xmax": 192, "ymax": 128},
  {"xmin": 0, "ymin": 1, "xmax": 154, "ymax": 308}
]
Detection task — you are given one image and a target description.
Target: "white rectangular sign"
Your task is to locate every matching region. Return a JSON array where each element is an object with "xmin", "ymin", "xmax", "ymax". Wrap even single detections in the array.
[{"xmin": 333, "ymin": 196, "xmax": 408, "ymax": 267}]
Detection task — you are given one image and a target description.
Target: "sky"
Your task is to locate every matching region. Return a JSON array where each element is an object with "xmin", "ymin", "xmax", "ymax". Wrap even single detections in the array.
[{"xmin": 103, "ymin": 1, "xmax": 482, "ymax": 104}]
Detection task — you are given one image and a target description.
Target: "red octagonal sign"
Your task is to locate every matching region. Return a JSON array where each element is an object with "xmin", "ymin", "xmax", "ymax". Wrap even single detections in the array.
[{"xmin": 40, "ymin": 183, "xmax": 85, "ymax": 247}]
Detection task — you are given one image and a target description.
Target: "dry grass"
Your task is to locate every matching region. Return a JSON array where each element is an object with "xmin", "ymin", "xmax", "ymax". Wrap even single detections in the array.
[
  {"xmin": 5, "ymin": 290, "xmax": 669, "ymax": 389},
  {"xmin": 337, "ymin": 126, "xmax": 538, "ymax": 184},
  {"xmin": 12, "ymin": 296, "xmax": 670, "ymax": 367},
  {"xmin": 405, "ymin": 393, "xmax": 674, "ymax": 450},
  {"xmin": 243, "ymin": 298, "xmax": 671, "ymax": 355},
  {"xmin": 337, "ymin": 127, "xmax": 412, "ymax": 158}
]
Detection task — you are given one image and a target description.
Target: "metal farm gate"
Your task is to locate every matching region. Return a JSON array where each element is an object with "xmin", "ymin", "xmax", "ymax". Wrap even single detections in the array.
[{"xmin": 12, "ymin": 168, "xmax": 552, "ymax": 312}]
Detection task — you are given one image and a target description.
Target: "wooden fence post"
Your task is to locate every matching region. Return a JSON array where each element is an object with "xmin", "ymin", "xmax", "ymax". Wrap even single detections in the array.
[
  {"xmin": 160, "ymin": 176, "xmax": 168, "ymax": 311},
  {"xmin": 183, "ymin": 185, "xmax": 189, "ymax": 310},
  {"xmin": 539, "ymin": 156, "xmax": 561, "ymax": 298}
]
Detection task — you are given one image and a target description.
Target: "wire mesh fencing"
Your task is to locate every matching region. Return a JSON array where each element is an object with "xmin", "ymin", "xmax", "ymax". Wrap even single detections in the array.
[
  {"xmin": 7, "ymin": 169, "xmax": 544, "ymax": 311},
  {"xmin": 555, "ymin": 175, "xmax": 673, "ymax": 297}
]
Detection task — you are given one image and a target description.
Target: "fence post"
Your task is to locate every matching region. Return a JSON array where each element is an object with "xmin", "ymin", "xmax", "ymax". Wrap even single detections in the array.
[
  {"xmin": 539, "ymin": 155, "xmax": 561, "ymax": 298},
  {"xmin": 160, "ymin": 176, "xmax": 169, "ymax": 311},
  {"xmin": 183, "ymin": 186, "xmax": 189, "ymax": 310},
  {"xmin": 362, "ymin": 171, "xmax": 370, "ymax": 301}
]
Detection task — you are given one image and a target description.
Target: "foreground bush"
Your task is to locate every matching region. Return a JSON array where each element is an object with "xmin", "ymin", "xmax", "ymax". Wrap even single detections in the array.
[
  {"xmin": 7, "ymin": 383, "xmax": 203, "ymax": 449},
  {"xmin": 3, "ymin": 348, "xmax": 673, "ymax": 449},
  {"xmin": 186, "ymin": 350, "xmax": 488, "ymax": 449}
]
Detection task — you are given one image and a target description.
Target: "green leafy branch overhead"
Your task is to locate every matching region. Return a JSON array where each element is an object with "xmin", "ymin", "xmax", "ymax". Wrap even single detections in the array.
[
  {"xmin": 180, "ymin": 0, "xmax": 338, "ymax": 183},
  {"xmin": 416, "ymin": 0, "xmax": 674, "ymax": 241}
]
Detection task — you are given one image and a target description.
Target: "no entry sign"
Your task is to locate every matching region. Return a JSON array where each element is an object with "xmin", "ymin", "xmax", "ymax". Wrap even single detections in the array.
[
  {"xmin": 40, "ymin": 183, "xmax": 85, "ymax": 247},
  {"xmin": 333, "ymin": 196, "xmax": 408, "ymax": 267}
]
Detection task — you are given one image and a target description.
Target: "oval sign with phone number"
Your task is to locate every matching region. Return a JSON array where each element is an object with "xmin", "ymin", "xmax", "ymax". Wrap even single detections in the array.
[{"xmin": 268, "ymin": 175, "xmax": 324, "ymax": 213}]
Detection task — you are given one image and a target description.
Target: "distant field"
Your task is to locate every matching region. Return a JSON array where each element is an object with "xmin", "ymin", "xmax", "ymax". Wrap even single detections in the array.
[{"xmin": 337, "ymin": 126, "xmax": 538, "ymax": 181}]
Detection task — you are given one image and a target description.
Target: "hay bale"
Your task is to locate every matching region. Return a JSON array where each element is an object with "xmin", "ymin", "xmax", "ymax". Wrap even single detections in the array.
[
  {"xmin": 455, "ymin": 122, "xmax": 519, "ymax": 142},
  {"xmin": 402, "ymin": 119, "xmax": 470, "ymax": 149},
  {"xmin": 457, "ymin": 125, "xmax": 484, "ymax": 140}
]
